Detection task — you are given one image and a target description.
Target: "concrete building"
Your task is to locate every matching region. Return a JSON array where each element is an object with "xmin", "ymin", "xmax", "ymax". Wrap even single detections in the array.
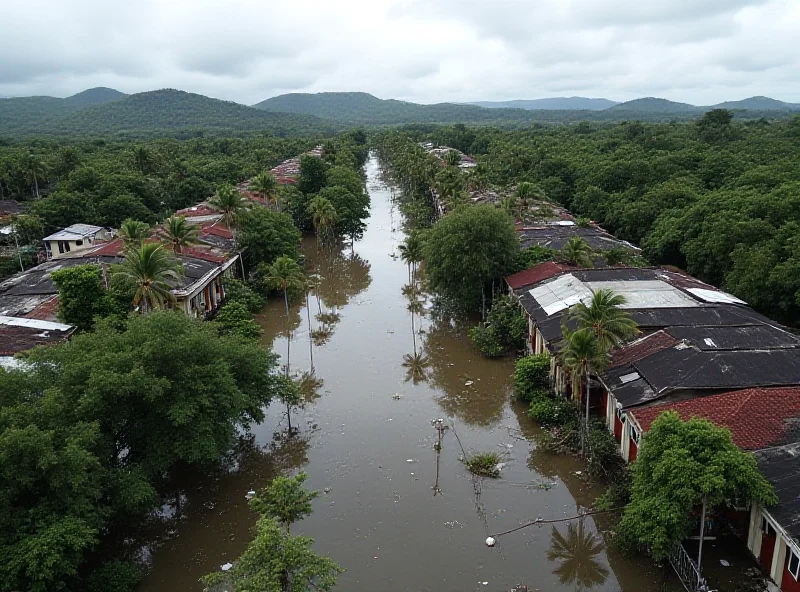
[{"xmin": 43, "ymin": 224, "xmax": 111, "ymax": 260}]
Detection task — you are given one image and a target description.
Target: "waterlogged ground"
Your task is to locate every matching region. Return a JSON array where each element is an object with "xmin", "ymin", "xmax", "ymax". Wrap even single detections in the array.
[{"xmin": 138, "ymin": 156, "xmax": 665, "ymax": 592}]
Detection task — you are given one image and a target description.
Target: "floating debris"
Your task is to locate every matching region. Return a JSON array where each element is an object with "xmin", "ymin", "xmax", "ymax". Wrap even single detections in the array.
[
  {"xmin": 323, "ymin": 487, "xmax": 332, "ymax": 494},
  {"xmin": 392, "ymin": 393, "xmax": 402, "ymax": 400},
  {"xmin": 485, "ymin": 537, "xmax": 496, "ymax": 547},
  {"xmin": 245, "ymin": 490, "xmax": 256, "ymax": 501},
  {"xmin": 221, "ymin": 562, "xmax": 233, "ymax": 571},
  {"xmin": 465, "ymin": 380, "xmax": 474, "ymax": 386}
]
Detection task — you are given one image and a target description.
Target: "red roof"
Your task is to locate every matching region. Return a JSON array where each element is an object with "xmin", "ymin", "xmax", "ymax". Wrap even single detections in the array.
[
  {"xmin": 200, "ymin": 222, "xmax": 233, "ymax": 240},
  {"xmin": 505, "ymin": 261, "xmax": 568, "ymax": 290},
  {"xmin": 181, "ymin": 246, "xmax": 227, "ymax": 264},
  {"xmin": 631, "ymin": 387, "xmax": 800, "ymax": 450},
  {"xmin": 611, "ymin": 330, "xmax": 678, "ymax": 368},
  {"xmin": 24, "ymin": 295, "xmax": 60, "ymax": 322},
  {"xmin": 88, "ymin": 238, "xmax": 125, "ymax": 257},
  {"xmin": 175, "ymin": 204, "xmax": 218, "ymax": 218}
]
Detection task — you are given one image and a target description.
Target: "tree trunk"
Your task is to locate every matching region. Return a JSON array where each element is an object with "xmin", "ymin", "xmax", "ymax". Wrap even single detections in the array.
[
  {"xmin": 33, "ymin": 173, "xmax": 40, "ymax": 199},
  {"xmin": 306, "ymin": 291, "xmax": 314, "ymax": 371},
  {"xmin": 284, "ymin": 288, "xmax": 291, "ymax": 377},
  {"xmin": 697, "ymin": 496, "xmax": 707, "ymax": 574},
  {"xmin": 585, "ymin": 367, "xmax": 591, "ymax": 457}
]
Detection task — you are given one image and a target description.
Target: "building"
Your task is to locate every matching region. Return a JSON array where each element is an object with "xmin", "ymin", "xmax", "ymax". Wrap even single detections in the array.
[
  {"xmin": 43, "ymin": 224, "xmax": 111, "ymax": 260},
  {"xmin": 0, "ymin": 314, "xmax": 75, "ymax": 368},
  {"xmin": 628, "ymin": 388, "xmax": 800, "ymax": 592}
]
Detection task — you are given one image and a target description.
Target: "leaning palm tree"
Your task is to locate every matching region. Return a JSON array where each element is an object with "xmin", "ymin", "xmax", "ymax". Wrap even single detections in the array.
[
  {"xmin": 163, "ymin": 215, "xmax": 200, "ymax": 254},
  {"xmin": 560, "ymin": 236, "xmax": 594, "ymax": 268},
  {"xmin": 209, "ymin": 184, "xmax": 251, "ymax": 247},
  {"xmin": 119, "ymin": 218, "xmax": 151, "ymax": 247},
  {"xmin": 262, "ymin": 256, "xmax": 307, "ymax": 376},
  {"xmin": 23, "ymin": 154, "xmax": 49, "ymax": 199},
  {"xmin": 570, "ymin": 289, "xmax": 639, "ymax": 351},
  {"xmin": 307, "ymin": 196, "xmax": 338, "ymax": 245},
  {"xmin": 250, "ymin": 172, "xmax": 280, "ymax": 210},
  {"xmin": 112, "ymin": 243, "xmax": 183, "ymax": 313},
  {"xmin": 559, "ymin": 328, "xmax": 608, "ymax": 456}
]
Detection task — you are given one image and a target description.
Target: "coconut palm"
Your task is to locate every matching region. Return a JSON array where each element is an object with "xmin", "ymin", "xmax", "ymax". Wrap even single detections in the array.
[
  {"xmin": 250, "ymin": 172, "xmax": 280, "ymax": 210},
  {"xmin": 262, "ymin": 256, "xmax": 306, "ymax": 376},
  {"xmin": 570, "ymin": 289, "xmax": 639, "ymax": 351},
  {"xmin": 307, "ymin": 196, "xmax": 338, "ymax": 244},
  {"xmin": 23, "ymin": 154, "xmax": 49, "ymax": 199},
  {"xmin": 119, "ymin": 219, "xmax": 151, "ymax": 247},
  {"xmin": 209, "ymin": 184, "xmax": 251, "ymax": 246},
  {"xmin": 112, "ymin": 243, "xmax": 183, "ymax": 313},
  {"xmin": 547, "ymin": 520, "xmax": 609, "ymax": 591},
  {"xmin": 560, "ymin": 236, "xmax": 594, "ymax": 268},
  {"xmin": 443, "ymin": 149, "xmax": 461, "ymax": 166},
  {"xmin": 131, "ymin": 145, "xmax": 153, "ymax": 174},
  {"xmin": 163, "ymin": 215, "xmax": 200, "ymax": 254},
  {"xmin": 398, "ymin": 232, "xmax": 424, "ymax": 281},
  {"xmin": 559, "ymin": 328, "xmax": 608, "ymax": 455}
]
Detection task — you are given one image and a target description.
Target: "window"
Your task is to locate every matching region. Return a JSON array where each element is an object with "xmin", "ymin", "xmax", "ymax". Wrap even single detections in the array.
[
  {"xmin": 762, "ymin": 517, "xmax": 775, "ymax": 536},
  {"xmin": 789, "ymin": 550, "xmax": 800, "ymax": 581},
  {"xmin": 57, "ymin": 240, "xmax": 71, "ymax": 253},
  {"xmin": 75, "ymin": 239, "xmax": 83, "ymax": 246},
  {"xmin": 630, "ymin": 424, "xmax": 640, "ymax": 444}
]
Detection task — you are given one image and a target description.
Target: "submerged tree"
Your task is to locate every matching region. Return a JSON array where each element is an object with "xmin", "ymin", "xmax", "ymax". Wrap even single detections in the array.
[{"xmin": 250, "ymin": 472, "xmax": 318, "ymax": 533}]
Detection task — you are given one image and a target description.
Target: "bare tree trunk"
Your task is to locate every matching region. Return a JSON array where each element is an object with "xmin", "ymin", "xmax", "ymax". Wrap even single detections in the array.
[
  {"xmin": 284, "ymin": 288, "xmax": 291, "ymax": 378},
  {"xmin": 697, "ymin": 496, "xmax": 707, "ymax": 573},
  {"xmin": 34, "ymin": 173, "xmax": 40, "ymax": 199},
  {"xmin": 306, "ymin": 291, "xmax": 314, "ymax": 371},
  {"xmin": 584, "ymin": 367, "xmax": 591, "ymax": 457}
]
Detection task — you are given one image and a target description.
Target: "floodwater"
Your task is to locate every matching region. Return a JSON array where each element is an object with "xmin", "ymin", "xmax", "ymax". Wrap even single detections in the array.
[{"xmin": 138, "ymin": 156, "xmax": 665, "ymax": 592}]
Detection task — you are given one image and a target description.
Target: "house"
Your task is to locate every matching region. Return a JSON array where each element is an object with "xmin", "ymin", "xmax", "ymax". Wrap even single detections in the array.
[
  {"xmin": 627, "ymin": 388, "xmax": 800, "ymax": 592},
  {"xmin": 0, "ymin": 314, "xmax": 75, "ymax": 368},
  {"xmin": 43, "ymin": 224, "xmax": 111, "ymax": 260}
]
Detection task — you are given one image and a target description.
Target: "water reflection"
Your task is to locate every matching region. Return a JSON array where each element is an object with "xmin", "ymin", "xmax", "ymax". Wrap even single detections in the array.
[
  {"xmin": 308, "ymin": 244, "xmax": 372, "ymax": 311},
  {"xmin": 548, "ymin": 519, "xmax": 610, "ymax": 591}
]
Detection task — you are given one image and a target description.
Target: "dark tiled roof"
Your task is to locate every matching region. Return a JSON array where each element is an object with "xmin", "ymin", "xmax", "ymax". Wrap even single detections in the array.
[
  {"xmin": 755, "ymin": 443, "xmax": 800, "ymax": 540},
  {"xmin": 632, "ymin": 387, "xmax": 800, "ymax": 450},
  {"xmin": 518, "ymin": 226, "xmax": 638, "ymax": 252}
]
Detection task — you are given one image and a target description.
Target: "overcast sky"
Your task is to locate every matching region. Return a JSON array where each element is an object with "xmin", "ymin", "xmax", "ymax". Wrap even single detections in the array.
[{"xmin": 2, "ymin": 0, "xmax": 799, "ymax": 105}]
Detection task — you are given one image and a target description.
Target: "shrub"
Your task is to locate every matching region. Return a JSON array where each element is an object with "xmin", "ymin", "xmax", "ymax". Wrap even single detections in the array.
[
  {"xmin": 587, "ymin": 422, "xmax": 626, "ymax": 480},
  {"xmin": 596, "ymin": 467, "xmax": 632, "ymax": 510},
  {"xmin": 528, "ymin": 396, "xmax": 579, "ymax": 428},
  {"xmin": 87, "ymin": 560, "xmax": 142, "ymax": 592},
  {"xmin": 465, "ymin": 452, "xmax": 503, "ymax": 478},
  {"xmin": 514, "ymin": 354, "xmax": 551, "ymax": 401},
  {"xmin": 470, "ymin": 294, "xmax": 527, "ymax": 357},
  {"xmin": 223, "ymin": 278, "xmax": 264, "ymax": 314},
  {"xmin": 468, "ymin": 324, "xmax": 504, "ymax": 357},
  {"xmin": 214, "ymin": 301, "xmax": 262, "ymax": 340}
]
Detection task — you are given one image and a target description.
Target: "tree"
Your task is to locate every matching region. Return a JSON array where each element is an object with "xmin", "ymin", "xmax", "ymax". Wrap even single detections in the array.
[
  {"xmin": 558, "ymin": 328, "xmax": 608, "ymax": 455},
  {"xmin": 96, "ymin": 194, "xmax": 155, "ymax": 228},
  {"xmin": 23, "ymin": 153, "xmax": 49, "ymax": 198},
  {"xmin": 250, "ymin": 172, "xmax": 280, "ymax": 210},
  {"xmin": 258, "ymin": 256, "xmax": 306, "ymax": 377},
  {"xmin": 469, "ymin": 294, "xmax": 527, "ymax": 357},
  {"xmin": 398, "ymin": 231, "xmax": 424, "ymax": 281},
  {"xmin": 162, "ymin": 215, "xmax": 200, "ymax": 254},
  {"xmin": 213, "ymin": 301, "xmax": 262, "ymax": 339},
  {"xmin": 434, "ymin": 167, "xmax": 466, "ymax": 210},
  {"xmin": 318, "ymin": 185, "xmax": 370, "ymax": 243},
  {"xmin": 618, "ymin": 412, "xmax": 777, "ymax": 566},
  {"xmin": 51, "ymin": 265, "xmax": 113, "ymax": 332},
  {"xmin": 443, "ymin": 149, "xmax": 461, "ymax": 166},
  {"xmin": 112, "ymin": 243, "xmax": 183, "ymax": 313},
  {"xmin": 297, "ymin": 155, "xmax": 328, "ymax": 195},
  {"xmin": 560, "ymin": 236, "xmax": 594, "ymax": 268},
  {"xmin": 209, "ymin": 184, "xmax": 252, "ymax": 247},
  {"xmin": 131, "ymin": 146, "xmax": 154, "ymax": 174},
  {"xmin": 238, "ymin": 208, "xmax": 301, "ymax": 268},
  {"xmin": 250, "ymin": 472, "xmax": 318, "ymax": 533},
  {"xmin": 307, "ymin": 196, "xmax": 338, "ymax": 244},
  {"xmin": 423, "ymin": 205, "xmax": 519, "ymax": 312},
  {"xmin": 119, "ymin": 219, "xmax": 150, "ymax": 247},
  {"xmin": 569, "ymin": 289, "xmax": 639, "ymax": 351},
  {"xmin": 201, "ymin": 517, "xmax": 343, "ymax": 592}
]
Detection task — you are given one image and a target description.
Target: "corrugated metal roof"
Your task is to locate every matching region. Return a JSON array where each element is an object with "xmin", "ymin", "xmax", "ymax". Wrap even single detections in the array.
[
  {"xmin": 43, "ymin": 223, "xmax": 105, "ymax": 241},
  {"xmin": 0, "ymin": 315, "xmax": 72, "ymax": 331},
  {"xmin": 686, "ymin": 287, "xmax": 747, "ymax": 305},
  {"xmin": 528, "ymin": 274, "xmax": 591, "ymax": 316}
]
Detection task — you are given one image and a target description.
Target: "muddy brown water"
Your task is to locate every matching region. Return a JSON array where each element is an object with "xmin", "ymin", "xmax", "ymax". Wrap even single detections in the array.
[{"xmin": 138, "ymin": 156, "xmax": 664, "ymax": 592}]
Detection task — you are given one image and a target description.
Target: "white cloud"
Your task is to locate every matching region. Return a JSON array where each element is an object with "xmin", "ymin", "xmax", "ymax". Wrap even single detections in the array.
[{"xmin": 1, "ymin": 0, "xmax": 798, "ymax": 105}]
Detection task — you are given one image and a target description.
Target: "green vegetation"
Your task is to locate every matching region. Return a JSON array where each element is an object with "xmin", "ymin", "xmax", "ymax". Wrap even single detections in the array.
[
  {"xmin": 423, "ymin": 205, "xmax": 519, "ymax": 312},
  {"xmin": 0, "ymin": 311, "xmax": 290, "ymax": 592},
  {"xmin": 51, "ymin": 264, "xmax": 130, "ymax": 332},
  {"xmin": 249, "ymin": 472, "xmax": 317, "ymax": 533},
  {"xmin": 469, "ymin": 293, "xmax": 527, "ymax": 357},
  {"xmin": 465, "ymin": 451, "xmax": 503, "ymax": 478},
  {"xmin": 513, "ymin": 354, "xmax": 552, "ymax": 402},
  {"xmin": 617, "ymin": 412, "xmax": 777, "ymax": 562}
]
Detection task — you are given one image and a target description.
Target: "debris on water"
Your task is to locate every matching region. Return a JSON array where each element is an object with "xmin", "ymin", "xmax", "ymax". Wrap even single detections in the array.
[
  {"xmin": 506, "ymin": 444, "xmax": 514, "ymax": 449},
  {"xmin": 410, "ymin": 472, "xmax": 415, "ymax": 476},
  {"xmin": 494, "ymin": 462, "xmax": 507, "ymax": 472},
  {"xmin": 465, "ymin": 380, "xmax": 474, "ymax": 386},
  {"xmin": 392, "ymin": 393, "xmax": 402, "ymax": 400},
  {"xmin": 323, "ymin": 487, "xmax": 332, "ymax": 494},
  {"xmin": 720, "ymin": 559, "xmax": 730, "ymax": 567},
  {"xmin": 245, "ymin": 490, "xmax": 256, "ymax": 501},
  {"xmin": 485, "ymin": 537, "xmax": 496, "ymax": 547},
  {"xmin": 221, "ymin": 562, "xmax": 233, "ymax": 571},
  {"xmin": 407, "ymin": 459, "xmax": 414, "ymax": 463},
  {"xmin": 204, "ymin": 501, "xmax": 216, "ymax": 510},
  {"xmin": 574, "ymin": 470, "xmax": 582, "ymax": 476}
]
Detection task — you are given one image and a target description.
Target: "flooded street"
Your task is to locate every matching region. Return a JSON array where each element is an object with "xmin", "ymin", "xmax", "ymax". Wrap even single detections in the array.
[{"xmin": 138, "ymin": 156, "xmax": 664, "ymax": 592}]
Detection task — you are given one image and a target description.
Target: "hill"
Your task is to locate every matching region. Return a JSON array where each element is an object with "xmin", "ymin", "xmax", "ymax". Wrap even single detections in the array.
[
  {"xmin": 468, "ymin": 97, "xmax": 619, "ymax": 110},
  {"xmin": 606, "ymin": 97, "xmax": 702, "ymax": 114},
  {"xmin": 713, "ymin": 96, "xmax": 800, "ymax": 111},
  {"xmin": 0, "ymin": 89, "xmax": 334, "ymax": 138},
  {"xmin": 62, "ymin": 87, "xmax": 127, "ymax": 107}
]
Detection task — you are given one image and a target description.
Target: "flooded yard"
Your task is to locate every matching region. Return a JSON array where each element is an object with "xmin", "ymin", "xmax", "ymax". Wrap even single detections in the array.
[{"xmin": 137, "ymin": 156, "xmax": 666, "ymax": 592}]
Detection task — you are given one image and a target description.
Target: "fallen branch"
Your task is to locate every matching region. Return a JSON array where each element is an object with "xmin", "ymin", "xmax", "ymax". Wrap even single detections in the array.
[{"xmin": 489, "ymin": 506, "xmax": 621, "ymax": 538}]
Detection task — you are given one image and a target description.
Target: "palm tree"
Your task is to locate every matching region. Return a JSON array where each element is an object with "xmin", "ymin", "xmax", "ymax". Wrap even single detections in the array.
[
  {"xmin": 547, "ymin": 520, "xmax": 609, "ymax": 591},
  {"xmin": 119, "ymin": 219, "xmax": 151, "ymax": 247},
  {"xmin": 570, "ymin": 289, "xmax": 639, "ymax": 351},
  {"xmin": 112, "ymin": 243, "xmax": 183, "ymax": 313},
  {"xmin": 262, "ymin": 256, "xmax": 306, "ymax": 376},
  {"xmin": 398, "ymin": 233, "xmax": 424, "ymax": 282},
  {"xmin": 163, "ymin": 215, "xmax": 200, "ymax": 254},
  {"xmin": 443, "ymin": 150, "xmax": 461, "ymax": 166},
  {"xmin": 23, "ymin": 154, "xmax": 48, "ymax": 199},
  {"xmin": 559, "ymin": 328, "xmax": 608, "ymax": 455},
  {"xmin": 560, "ymin": 236, "xmax": 594, "ymax": 268},
  {"xmin": 209, "ymin": 184, "xmax": 252, "ymax": 247},
  {"xmin": 250, "ymin": 172, "xmax": 280, "ymax": 210},
  {"xmin": 132, "ymin": 145, "xmax": 154, "ymax": 174},
  {"xmin": 307, "ymin": 196, "xmax": 338, "ymax": 244}
]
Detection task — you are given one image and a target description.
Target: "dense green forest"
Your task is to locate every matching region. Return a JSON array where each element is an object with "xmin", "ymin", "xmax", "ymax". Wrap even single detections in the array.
[
  {"xmin": 0, "ymin": 90, "xmax": 333, "ymax": 139},
  {"xmin": 375, "ymin": 113, "xmax": 800, "ymax": 326}
]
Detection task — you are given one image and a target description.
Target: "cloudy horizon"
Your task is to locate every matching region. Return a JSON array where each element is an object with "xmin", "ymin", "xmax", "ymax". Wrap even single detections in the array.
[{"xmin": 2, "ymin": 0, "xmax": 799, "ymax": 105}]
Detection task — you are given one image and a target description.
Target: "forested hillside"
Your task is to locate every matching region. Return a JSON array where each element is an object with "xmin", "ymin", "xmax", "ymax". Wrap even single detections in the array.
[
  {"xmin": 385, "ymin": 113, "xmax": 800, "ymax": 325},
  {"xmin": 0, "ymin": 89, "xmax": 334, "ymax": 138},
  {"xmin": 469, "ymin": 97, "xmax": 620, "ymax": 110}
]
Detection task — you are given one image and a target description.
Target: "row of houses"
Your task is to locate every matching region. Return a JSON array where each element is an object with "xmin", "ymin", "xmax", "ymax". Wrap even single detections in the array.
[
  {"xmin": 0, "ymin": 147, "xmax": 324, "ymax": 368},
  {"xmin": 506, "ymin": 260, "xmax": 800, "ymax": 591}
]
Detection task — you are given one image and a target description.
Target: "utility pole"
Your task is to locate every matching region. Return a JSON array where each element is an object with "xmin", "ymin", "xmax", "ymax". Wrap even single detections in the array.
[
  {"xmin": 697, "ymin": 496, "xmax": 708, "ymax": 575},
  {"xmin": 12, "ymin": 226, "xmax": 24, "ymax": 272}
]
